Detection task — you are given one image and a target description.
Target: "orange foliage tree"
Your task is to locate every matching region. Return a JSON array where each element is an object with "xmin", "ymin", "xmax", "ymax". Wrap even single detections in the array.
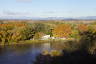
[
  {"xmin": 0, "ymin": 22, "xmax": 33, "ymax": 44},
  {"xmin": 52, "ymin": 24, "xmax": 72, "ymax": 38},
  {"xmin": 33, "ymin": 32, "xmax": 45, "ymax": 39},
  {"xmin": 77, "ymin": 24, "xmax": 89, "ymax": 32}
]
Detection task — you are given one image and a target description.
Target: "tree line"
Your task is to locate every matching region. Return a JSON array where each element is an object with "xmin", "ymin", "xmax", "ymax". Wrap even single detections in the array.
[{"xmin": 0, "ymin": 21, "xmax": 96, "ymax": 48}]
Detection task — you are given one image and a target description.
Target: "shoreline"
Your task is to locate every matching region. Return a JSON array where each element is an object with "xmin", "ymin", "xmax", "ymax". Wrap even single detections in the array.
[
  {"xmin": 0, "ymin": 39, "xmax": 76, "ymax": 46},
  {"xmin": 0, "ymin": 39, "xmax": 54, "ymax": 46}
]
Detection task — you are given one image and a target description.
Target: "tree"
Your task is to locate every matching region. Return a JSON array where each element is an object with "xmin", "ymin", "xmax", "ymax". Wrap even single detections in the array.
[
  {"xmin": 79, "ymin": 25, "xmax": 96, "ymax": 54},
  {"xmin": 33, "ymin": 32, "xmax": 45, "ymax": 40},
  {"xmin": 11, "ymin": 31, "xmax": 22, "ymax": 42},
  {"xmin": 0, "ymin": 24, "xmax": 14, "ymax": 44},
  {"xmin": 0, "ymin": 22, "xmax": 35, "ymax": 44},
  {"xmin": 34, "ymin": 23, "xmax": 52, "ymax": 35},
  {"xmin": 52, "ymin": 24, "xmax": 72, "ymax": 38},
  {"xmin": 19, "ymin": 25, "xmax": 35, "ymax": 40},
  {"xmin": 77, "ymin": 24, "xmax": 89, "ymax": 33}
]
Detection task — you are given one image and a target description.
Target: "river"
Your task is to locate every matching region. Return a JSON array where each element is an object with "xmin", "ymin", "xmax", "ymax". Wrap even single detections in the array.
[{"xmin": 0, "ymin": 42, "xmax": 64, "ymax": 64}]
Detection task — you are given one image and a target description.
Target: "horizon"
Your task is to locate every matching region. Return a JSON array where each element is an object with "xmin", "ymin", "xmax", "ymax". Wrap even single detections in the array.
[{"xmin": 0, "ymin": 0, "xmax": 96, "ymax": 18}]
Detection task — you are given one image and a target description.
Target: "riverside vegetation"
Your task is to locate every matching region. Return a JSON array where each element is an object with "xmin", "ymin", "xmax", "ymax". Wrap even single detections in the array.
[
  {"xmin": 0, "ymin": 20, "xmax": 96, "ymax": 64},
  {"xmin": 0, "ymin": 20, "xmax": 96, "ymax": 53}
]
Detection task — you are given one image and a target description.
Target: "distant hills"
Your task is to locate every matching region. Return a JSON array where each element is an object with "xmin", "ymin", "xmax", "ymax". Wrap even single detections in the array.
[
  {"xmin": 0, "ymin": 16, "xmax": 96, "ymax": 20},
  {"xmin": 76, "ymin": 16, "xmax": 96, "ymax": 20}
]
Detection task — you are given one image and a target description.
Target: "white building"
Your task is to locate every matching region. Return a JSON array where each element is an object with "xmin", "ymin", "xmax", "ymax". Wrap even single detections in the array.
[
  {"xmin": 41, "ymin": 35, "xmax": 51, "ymax": 40},
  {"xmin": 41, "ymin": 35, "xmax": 67, "ymax": 40}
]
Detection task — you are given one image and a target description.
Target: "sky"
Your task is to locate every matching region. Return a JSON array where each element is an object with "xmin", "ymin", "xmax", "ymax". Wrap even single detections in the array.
[{"xmin": 0, "ymin": 0, "xmax": 96, "ymax": 18}]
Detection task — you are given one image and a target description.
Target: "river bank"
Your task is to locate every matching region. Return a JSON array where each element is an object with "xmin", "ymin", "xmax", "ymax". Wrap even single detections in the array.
[{"xmin": 0, "ymin": 39, "xmax": 70, "ymax": 46}]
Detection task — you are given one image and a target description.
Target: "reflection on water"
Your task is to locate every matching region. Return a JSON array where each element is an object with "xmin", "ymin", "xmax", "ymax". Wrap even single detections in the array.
[
  {"xmin": 42, "ymin": 43, "xmax": 51, "ymax": 51},
  {"xmin": 0, "ymin": 42, "xmax": 65, "ymax": 64}
]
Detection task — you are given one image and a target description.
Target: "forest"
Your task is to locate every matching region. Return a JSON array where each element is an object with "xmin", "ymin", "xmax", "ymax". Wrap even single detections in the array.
[
  {"xmin": 0, "ymin": 20, "xmax": 96, "ymax": 54},
  {"xmin": 0, "ymin": 20, "xmax": 96, "ymax": 64}
]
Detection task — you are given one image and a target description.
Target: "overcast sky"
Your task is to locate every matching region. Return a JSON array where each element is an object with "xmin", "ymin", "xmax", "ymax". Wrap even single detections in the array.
[{"xmin": 0, "ymin": 0, "xmax": 96, "ymax": 18}]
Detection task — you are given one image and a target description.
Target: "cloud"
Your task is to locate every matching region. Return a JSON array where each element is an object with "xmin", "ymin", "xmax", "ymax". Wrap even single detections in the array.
[
  {"xmin": 0, "ymin": 10, "xmax": 34, "ymax": 19},
  {"xmin": 0, "ymin": 10, "xmax": 34, "ymax": 18},
  {"xmin": 16, "ymin": 0, "xmax": 32, "ymax": 2},
  {"xmin": 3, "ymin": 10, "xmax": 30, "ymax": 16},
  {"xmin": 3, "ymin": 11, "xmax": 18, "ymax": 15},
  {"xmin": 42, "ymin": 11, "xmax": 58, "ymax": 14},
  {"xmin": 45, "ymin": 11, "xmax": 56, "ymax": 14}
]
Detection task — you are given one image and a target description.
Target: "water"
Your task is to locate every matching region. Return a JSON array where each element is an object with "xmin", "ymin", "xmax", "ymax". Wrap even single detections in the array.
[{"xmin": 0, "ymin": 43, "xmax": 64, "ymax": 64}]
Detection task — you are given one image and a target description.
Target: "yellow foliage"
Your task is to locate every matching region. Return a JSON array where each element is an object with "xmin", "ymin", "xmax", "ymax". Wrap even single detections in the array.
[
  {"xmin": 34, "ymin": 32, "xmax": 45, "ymax": 39},
  {"xmin": 77, "ymin": 24, "xmax": 89, "ymax": 32},
  {"xmin": 52, "ymin": 24, "xmax": 72, "ymax": 38},
  {"xmin": 42, "ymin": 50, "xmax": 49, "ymax": 55},
  {"xmin": 49, "ymin": 50, "xmax": 62, "ymax": 56}
]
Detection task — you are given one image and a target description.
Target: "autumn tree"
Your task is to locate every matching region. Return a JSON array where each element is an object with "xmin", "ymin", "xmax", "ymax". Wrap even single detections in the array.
[
  {"xmin": 0, "ymin": 24, "xmax": 15, "ymax": 44},
  {"xmin": 19, "ymin": 25, "xmax": 35, "ymax": 40},
  {"xmin": 11, "ymin": 31, "xmax": 22, "ymax": 42},
  {"xmin": 33, "ymin": 32, "xmax": 45, "ymax": 40},
  {"xmin": 77, "ymin": 24, "xmax": 89, "ymax": 33},
  {"xmin": 0, "ymin": 22, "xmax": 35, "ymax": 44},
  {"xmin": 78, "ymin": 24, "xmax": 96, "ymax": 53},
  {"xmin": 34, "ymin": 23, "xmax": 52, "ymax": 35},
  {"xmin": 52, "ymin": 24, "xmax": 72, "ymax": 38}
]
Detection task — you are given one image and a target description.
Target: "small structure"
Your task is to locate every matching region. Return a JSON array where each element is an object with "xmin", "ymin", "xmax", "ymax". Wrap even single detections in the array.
[
  {"xmin": 41, "ymin": 35, "xmax": 67, "ymax": 40},
  {"xmin": 51, "ymin": 37, "xmax": 55, "ymax": 39},
  {"xmin": 41, "ymin": 35, "xmax": 51, "ymax": 40}
]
